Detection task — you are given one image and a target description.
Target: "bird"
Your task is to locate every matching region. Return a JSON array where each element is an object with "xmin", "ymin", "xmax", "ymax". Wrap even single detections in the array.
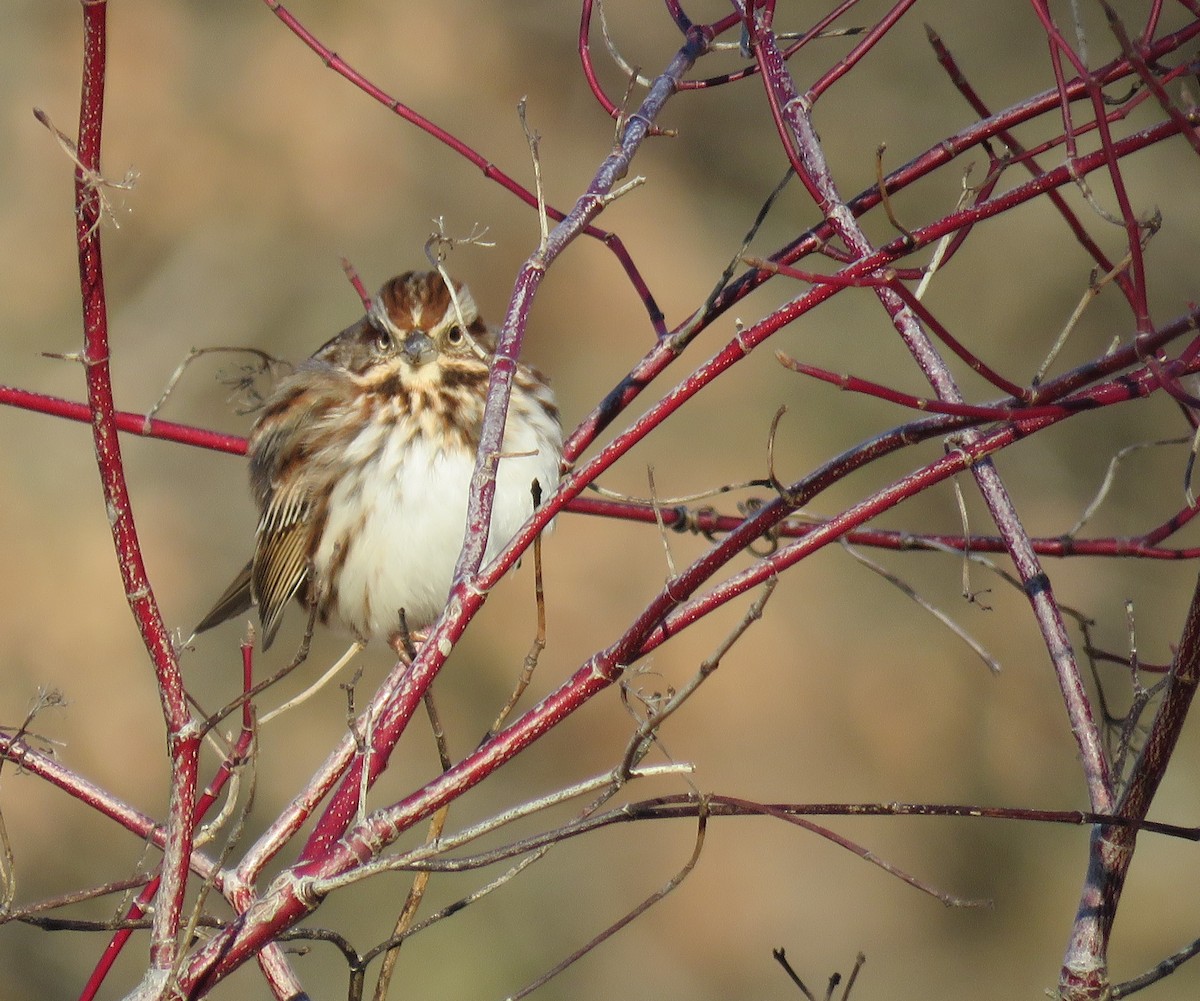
[{"xmin": 194, "ymin": 269, "xmax": 562, "ymax": 654}]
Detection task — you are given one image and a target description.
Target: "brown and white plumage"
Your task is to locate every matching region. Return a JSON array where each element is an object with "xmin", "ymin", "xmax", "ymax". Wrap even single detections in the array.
[{"xmin": 195, "ymin": 271, "xmax": 562, "ymax": 650}]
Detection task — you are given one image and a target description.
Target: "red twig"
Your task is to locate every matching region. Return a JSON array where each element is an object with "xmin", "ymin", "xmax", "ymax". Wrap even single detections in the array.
[
  {"xmin": 71, "ymin": 1, "xmax": 200, "ymax": 986},
  {"xmin": 924, "ymin": 23, "xmax": 1134, "ymax": 302},
  {"xmin": 262, "ymin": 0, "xmax": 667, "ymax": 337},
  {"xmin": 805, "ymin": 0, "xmax": 918, "ymax": 102},
  {"xmin": 746, "ymin": 0, "xmax": 1113, "ymax": 825},
  {"xmin": 1102, "ymin": 1, "xmax": 1200, "ymax": 157},
  {"xmin": 692, "ymin": 18, "xmax": 1200, "ymax": 339},
  {"xmin": 1062, "ymin": 571, "xmax": 1200, "ymax": 997},
  {"xmin": 9, "ymin": 4, "xmax": 1197, "ymax": 997},
  {"xmin": 1029, "ymin": 0, "xmax": 1151, "ymax": 331},
  {"xmin": 680, "ymin": 0, "xmax": 865, "ymax": 90},
  {"xmin": 80, "ymin": 648, "xmax": 258, "ymax": 1001},
  {"xmin": 0, "ymin": 384, "xmax": 246, "ymax": 455},
  {"xmin": 173, "ymin": 23, "xmax": 718, "ymax": 995},
  {"xmin": 564, "ymin": 18, "xmax": 1200, "ymax": 461},
  {"xmin": 566, "ymin": 496, "xmax": 1200, "ymax": 560},
  {"xmin": 649, "ymin": 335, "xmax": 1200, "ymax": 647}
]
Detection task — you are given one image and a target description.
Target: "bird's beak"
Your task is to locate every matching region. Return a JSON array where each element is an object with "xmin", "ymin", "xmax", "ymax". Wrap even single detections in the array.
[{"xmin": 402, "ymin": 330, "xmax": 436, "ymax": 366}]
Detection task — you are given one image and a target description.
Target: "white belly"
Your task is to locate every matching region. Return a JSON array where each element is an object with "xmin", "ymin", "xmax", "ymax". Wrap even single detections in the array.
[{"xmin": 313, "ymin": 414, "xmax": 560, "ymax": 642}]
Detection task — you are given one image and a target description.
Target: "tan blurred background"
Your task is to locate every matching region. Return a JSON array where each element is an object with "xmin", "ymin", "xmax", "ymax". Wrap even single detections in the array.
[{"xmin": 3, "ymin": 2, "xmax": 1200, "ymax": 999}]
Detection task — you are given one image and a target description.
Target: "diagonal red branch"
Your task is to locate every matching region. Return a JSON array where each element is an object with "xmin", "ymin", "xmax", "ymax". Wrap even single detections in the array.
[
  {"xmin": 173, "ymin": 24, "xmax": 717, "ymax": 996},
  {"xmin": 80, "ymin": 656, "xmax": 259, "ymax": 1001},
  {"xmin": 263, "ymin": 0, "xmax": 667, "ymax": 336},
  {"xmin": 8, "ymin": 6, "xmax": 1195, "ymax": 996},
  {"xmin": 744, "ymin": 0, "xmax": 1114, "ymax": 818}
]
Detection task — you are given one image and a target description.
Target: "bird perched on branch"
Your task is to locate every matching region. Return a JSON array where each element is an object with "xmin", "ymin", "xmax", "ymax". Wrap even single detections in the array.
[{"xmin": 195, "ymin": 270, "xmax": 562, "ymax": 654}]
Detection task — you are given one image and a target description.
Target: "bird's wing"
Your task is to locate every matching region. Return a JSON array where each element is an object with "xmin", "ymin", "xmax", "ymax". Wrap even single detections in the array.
[
  {"xmin": 248, "ymin": 363, "xmax": 349, "ymax": 649},
  {"xmin": 252, "ymin": 477, "xmax": 319, "ymax": 650},
  {"xmin": 193, "ymin": 560, "xmax": 253, "ymax": 637}
]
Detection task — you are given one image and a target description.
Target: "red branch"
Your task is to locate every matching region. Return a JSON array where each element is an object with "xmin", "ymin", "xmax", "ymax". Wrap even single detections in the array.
[
  {"xmin": 3, "ymin": 3, "xmax": 1196, "ymax": 998},
  {"xmin": 0, "ymin": 384, "xmax": 246, "ymax": 455},
  {"xmin": 72, "ymin": 0, "xmax": 200, "ymax": 985},
  {"xmin": 264, "ymin": 0, "xmax": 667, "ymax": 337},
  {"xmin": 174, "ymin": 21, "xmax": 718, "ymax": 996}
]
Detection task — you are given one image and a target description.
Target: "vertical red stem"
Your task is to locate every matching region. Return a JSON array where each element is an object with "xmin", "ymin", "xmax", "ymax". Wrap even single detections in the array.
[{"xmin": 74, "ymin": 0, "xmax": 199, "ymax": 985}]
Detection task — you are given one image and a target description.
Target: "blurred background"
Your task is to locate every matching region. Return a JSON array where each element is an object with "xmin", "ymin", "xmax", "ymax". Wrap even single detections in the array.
[{"xmin": 3, "ymin": 1, "xmax": 1200, "ymax": 998}]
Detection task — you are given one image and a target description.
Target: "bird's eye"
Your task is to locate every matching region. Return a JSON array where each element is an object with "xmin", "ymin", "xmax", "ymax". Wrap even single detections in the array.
[
  {"xmin": 446, "ymin": 325, "xmax": 465, "ymax": 345},
  {"xmin": 374, "ymin": 329, "xmax": 391, "ymax": 352}
]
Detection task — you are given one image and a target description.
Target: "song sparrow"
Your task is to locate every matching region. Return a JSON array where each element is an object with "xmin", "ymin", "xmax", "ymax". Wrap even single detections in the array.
[{"xmin": 195, "ymin": 270, "xmax": 562, "ymax": 652}]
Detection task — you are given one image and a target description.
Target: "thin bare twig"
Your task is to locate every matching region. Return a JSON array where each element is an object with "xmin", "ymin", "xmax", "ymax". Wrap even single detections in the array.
[
  {"xmin": 773, "ymin": 948, "xmax": 818, "ymax": 1001},
  {"xmin": 875, "ymin": 143, "xmax": 914, "ymax": 242},
  {"xmin": 596, "ymin": 0, "xmax": 653, "ymax": 88},
  {"xmin": 1069, "ymin": 438, "xmax": 1191, "ymax": 536},
  {"xmin": 915, "ymin": 162, "xmax": 981, "ymax": 300},
  {"xmin": 618, "ymin": 579, "xmax": 778, "ymax": 779},
  {"xmin": 519, "ymin": 98, "xmax": 550, "ymax": 254},
  {"xmin": 673, "ymin": 166, "xmax": 794, "ymax": 348},
  {"xmin": 486, "ymin": 488, "xmax": 549, "ymax": 738},
  {"xmin": 1112, "ymin": 935, "xmax": 1200, "ymax": 997},
  {"xmin": 259, "ymin": 643, "xmax": 364, "ymax": 726},
  {"xmin": 840, "ymin": 542, "xmax": 1000, "ymax": 674},
  {"xmin": 201, "ymin": 615, "xmax": 316, "ymax": 735},
  {"xmin": 506, "ymin": 804, "xmax": 709, "ymax": 1001},
  {"xmin": 0, "ymin": 690, "xmax": 69, "ymax": 911},
  {"xmin": 310, "ymin": 763, "xmax": 693, "ymax": 893},
  {"xmin": 145, "ymin": 346, "xmax": 284, "ymax": 426},
  {"xmin": 647, "ymin": 466, "xmax": 677, "ymax": 578},
  {"xmin": 841, "ymin": 953, "xmax": 867, "ymax": 1000},
  {"xmin": 424, "ymin": 218, "xmax": 496, "ymax": 364},
  {"xmin": 586, "ymin": 477, "xmax": 771, "ymax": 506},
  {"xmin": 375, "ymin": 686, "xmax": 453, "ymax": 1001},
  {"xmin": 1033, "ymin": 252, "xmax": 1134, "ymax": 385}
]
